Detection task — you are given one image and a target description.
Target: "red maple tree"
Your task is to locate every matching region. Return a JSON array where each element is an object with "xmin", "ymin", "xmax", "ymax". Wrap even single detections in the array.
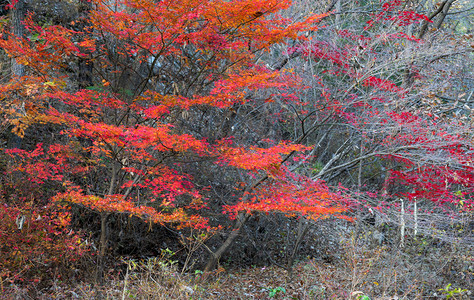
[{"xmin": 0, "ymin": 0, "xmax": 353, "ymax": 280}]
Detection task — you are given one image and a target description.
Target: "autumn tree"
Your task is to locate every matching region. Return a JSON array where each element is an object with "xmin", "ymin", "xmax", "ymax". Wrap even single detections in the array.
[{"xmin": 0, "ymin": 0, "xmax": 355, "ymax": 284}]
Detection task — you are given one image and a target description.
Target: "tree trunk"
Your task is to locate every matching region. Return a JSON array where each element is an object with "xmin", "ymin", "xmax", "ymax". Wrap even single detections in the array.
[
  {"xmin": 77, "ymin": 0, "xmax": 93, "ymax": 89},
  {"xmin": 286, "ymin": 218, "xmax": 309, "ymax": 279},
  {"xmin": 11, "ymin": 0, "xmax": 25, "ymax": 77},
  {"xmin": 203, "ymin": 212, "xmax": 249, "ymax": 274},
  {"xmin": 418, "ymin": 0, "xmax": 456, "ymax": 40},
  {"xmin": 95, "ymin": 212, "xmax": 110, "ymax": 283},
  {"xmin": 9, "ymin": 0, "xmax": 25, "ymax": 148},
  {"xmin": 403, "ymin": 0, "xmax": 456, "ymax": 89}
]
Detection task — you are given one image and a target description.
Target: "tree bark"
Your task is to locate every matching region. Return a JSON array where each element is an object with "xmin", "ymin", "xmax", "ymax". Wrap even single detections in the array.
[
  {"xmin": 11, "ymin": 0, "xmax": 25, "ymax": 77},
  {"xmin": 405, "ymin": 0, "xmax": 456, "ymax": 88},
  {"xmin": 95, "ymin": 212, "xmax": 110, "ymax": 283},
  {"xmin": 418, "ymin": 0, "xmax": 456, "ymax": 39},
  {"xmin": 203, "ymin": 212, "xmax": 249, "ymax": 273},
  {"xmin": 77, "ymin": 0, "xmax": 93, "ymax": 89},
  {"xmin": 95, "ymin": 163, "xmax": 117, "ymax": 283},
  {"xmin": 8, "ymin": 0, "xmax": 26, "ymax": 148},
  {"xmin": 286, "ymin": 218, "xmax": 309, "ymax": 279}
]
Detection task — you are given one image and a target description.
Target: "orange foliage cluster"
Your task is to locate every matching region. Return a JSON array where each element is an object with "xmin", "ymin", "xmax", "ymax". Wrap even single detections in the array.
[
  {"xmin": 216, "ymin": 141, "xmax": 311, "ymax": 172},
  {"xmin": 53, "ymin": 189, "xmax": 209, "ymax": 229},
  {"xmin": 225, "ymin": 169, "xmax": 352, "ymax": 221}
]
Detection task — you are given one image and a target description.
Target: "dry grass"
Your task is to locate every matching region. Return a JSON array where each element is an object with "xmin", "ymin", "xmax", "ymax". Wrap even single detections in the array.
[
  {"xmin": 3, "ymin": 231, "xmax": 470, "ymax": 300},
  {"xmin": 1, "ymin": 217, "xmax": 472, "ymax": 300}
]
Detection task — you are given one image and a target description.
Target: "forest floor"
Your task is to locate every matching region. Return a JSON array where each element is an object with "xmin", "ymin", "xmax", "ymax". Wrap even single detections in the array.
[{"xmin": 5, "ymin": 237, "xmax": 471, "ymax": 300}]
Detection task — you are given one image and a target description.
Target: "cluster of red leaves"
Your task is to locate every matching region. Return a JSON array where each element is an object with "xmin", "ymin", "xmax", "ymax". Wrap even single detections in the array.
[
  {"xmin": 4, "ymin": 143, "xmax": 87, "ymax": 184},
  {"xmin": 365, "ymin": 0, "xmax": 431, "ymax": 29},
  {"xmin": 362, "ymin": 76, "xmax": 402, "ymax": 93},
  {"xmin": 0, "ymin": 194, "xmax": 87, "ymax": 286},
  {"xmin": 375, "ymin": 111, "xmax": 474, "ymax": 210}
]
